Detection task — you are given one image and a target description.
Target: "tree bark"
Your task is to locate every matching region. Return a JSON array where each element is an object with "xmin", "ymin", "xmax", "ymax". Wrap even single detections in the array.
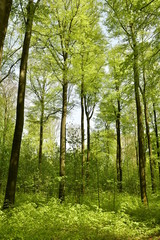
[
  {"xmin": 86, "ymin": 116, "xmax": 90, "ymax": 181},
  {"xmin": 0, "ymin": 0, "xmax": 12, "ymax": 67},
  {"xmin": 84, "ymin": 96, "xmax": 95, "ymax": 184},
  {"xmin": 81, "ymin": 76, "xmax": 85, "ymax": 194},
  {"xmin": 116, "ymin": 98, "xmax": 122, "ymax": 192},
  {"xmin": 38, "ymin": 94, "xmax": 44, "ymax": 171},
  {"xmin": 153, "ymin": 103, "xmax": 160, "ymax": 185},
  {"xmin": 130, "ymin": 24, "xmax": 147, "ymax": 205},
  {"xmin": 135, "ymin": 126, "xmax": 139, "ymax": 166},
  {"xmin": 105, "ymin": 123, "xmax": 110, "ymax": 177},
  {"xmin": 3, "ymin": 0, "xmax": 36, "ymax": 209},
  {"xmin": 59, "ymin": 79, "xmax": 68, "ymax": 202},
  {"xmin": 142, "ymin": 67, "xmax": 156, "ymax": 192}
]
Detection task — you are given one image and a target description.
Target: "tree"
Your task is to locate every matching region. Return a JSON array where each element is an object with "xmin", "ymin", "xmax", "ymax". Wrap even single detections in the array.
[
  {"xmin": 36, "ymin": 0, "xmax": 82, "ymax": 202},
  {"xmin": 0, "ymin": 80, "xmax": 16, "ymax": 192},
  {"xmin": 107, "ymin": 46, "xmax": 125, "ymax": 192},
  {"xmin": 84, "ymin": 94, "xmax": 95, "ymax": 180},
  {"xmin": 28, "ymin": 57, "xmax": 61, "ymax": 173},
  {"xmin": 153, "ymin": 103, "xmax": 160, "ymax": 185},
  {"xmin": 139, "ymin": 39, "xmax": 156, "ymax": 193},
  {"xmin": 104, "ymin": 0, "xmax": 160, "ymax": 204},
  {"xmin": 0, "ymin": 0, "xmax": 12, "ymax": 68},
  {"xmin": 3, "ymin": 0, "xmax": 40, "ymax": 209},
  {"xmin": 72, "ymin": 8, "xmax": 106, "ymax": 190}
]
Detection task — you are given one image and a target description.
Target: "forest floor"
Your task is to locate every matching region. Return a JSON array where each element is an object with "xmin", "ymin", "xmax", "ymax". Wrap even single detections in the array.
[{"xmin": 0, "ymin": 192, "xmax": 160, "ymax": 240}]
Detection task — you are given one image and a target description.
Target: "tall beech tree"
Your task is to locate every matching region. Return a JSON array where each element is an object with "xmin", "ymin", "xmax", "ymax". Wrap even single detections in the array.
[
  {"xmin": 35, "ymin": 0, "xmax": 82, "ymax": 201},
  {"xmin": 54, "ymin": 0, "xmax": 80, "ymax": 202},
  {"xmin": 83, "ymin": 71, "xmax": 104, "ymax": 183},
  {"xmin": 3, "ymin": 0, "xmax": 40, "ymax": 209},
  {"xmin": 153, "ymin": 103, "xmax": 160, "ymax": 184},
  {"xmin": 28, "ymin": 60, "xmax": 61, "ymax": 172},
  {"xmin": 32, "ymin": 0, "xmax": 105, "ymax": 199},
  {"xmin": 73, "ymin": 9, "xmax": 106, "ymax": 190},
  {"xmin": 76, "ymin": 0, "xmax": 104, "ymax": 188},
  {"xmin": 115, "ymin": 80, "xmax": 122, "ymax": 192},
  {"xmin": 148, "ymin": 49, "xmax": 160, "ymax": 185},
  {"xmin": 80, "ymin": 51, "xmax": 85, "ymax": 194},
  {"xmin": 130, "ymin": 23, "xmax": 147, "ymax": 203},
  {"xmin": 0, "ymin": 0, "xmax": 12, "ymax": 68},
  {"xmin": 104, "ymin": 0, "xmax": 160, "ymax": 204},
  {"xmin": 102, "ymin": 44, "xmax": 133, "ymax": 192},
  {"xmin": 107, "ymin": 47, "xmax": 124, "ymax": 192},
  {"xmin": 139, "ymin": 52, "xmax": 156, "ymax": 192},
  {"xmin": 82, "ymin": 56, "xmax": 105, "ymax": 186},
  {"xmin": 29, "ymin": 75, "xmax": 46, "ymax": 171},
  {"xmin": 84, "ymin": 94, "xmax": 96, "ymax": 181}
]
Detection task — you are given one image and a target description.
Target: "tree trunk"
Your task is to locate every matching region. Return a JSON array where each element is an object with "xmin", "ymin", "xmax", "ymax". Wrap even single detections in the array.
[
  {"xmin": 86, "ymin": 116, "xmax": 90, "ymax": 182},
  {"xmin": 96, "ymin": 155, "xmax": 100, "ymax": 208},
  {"xmin": 81, "ymin": 79, "xmax": 85, "ymax": 194},
  {"xmin": 135, "ymin": 126, "xmax": 139, "ymax": 166},
  {"xmin": 0, "ymin": 0, "xmax": 12, "ymax": 67},
  {"xmin": 3, "ymin": 0, "xmax": 35, "ymax": 209},
  {"xmin": 116, "ymin": 98, "xmax": 122, "ymax": 192},
  {"xmin": 153, "ymin": 103, "xmax": 160, "ymax": 185},
  {"xmin": 142, "ymin": 68, "xmax": 156, "ymax": 192},
  {"xmin": 130, "ymin": 24, "xmax": 147, "ymax": 205},
  {"xmin": 84, "ymin": 96, "xmax": 95, "ymax": 186},
  {"xmin": 38, "ymin": 98, "xmax": 44, "ymax": 172},
  {"xmin": 59, "ymin": 81, "xmax": 68, "ymax": 202},
  {"xmin": 0, "ymin": 96, "xmax": 8, "ymax": 192},
  {"xmin": 105, "ymin": 123, "xmax": 110, "ymax": 178}
]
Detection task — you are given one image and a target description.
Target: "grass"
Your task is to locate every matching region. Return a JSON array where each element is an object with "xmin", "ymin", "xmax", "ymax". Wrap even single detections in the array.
[{"xmin": 0, "ymin": 192, "xmax": 160, "ymax": 240}]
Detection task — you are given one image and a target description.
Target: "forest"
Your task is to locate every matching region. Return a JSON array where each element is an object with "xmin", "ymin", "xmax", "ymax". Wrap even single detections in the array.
[{"xmin": 0, "ymin": 0, "xmax": 160, "ymax": 239}]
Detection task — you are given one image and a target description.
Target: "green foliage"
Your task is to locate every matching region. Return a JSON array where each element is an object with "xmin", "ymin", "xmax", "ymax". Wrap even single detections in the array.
[
  {"xmin": 0, "ymin": 80, "xmax": 16, "ymax": 191},
  {"xmin": 17, "ymin": 132, "xmax": 59, "ymax": 196},
  {"xmin": 1, "ymin": 0, "xmax": 160, "ymax": 239},
  {"xmin": 0, "ymin": 193, "xmax": 160, "ymax": 239}
]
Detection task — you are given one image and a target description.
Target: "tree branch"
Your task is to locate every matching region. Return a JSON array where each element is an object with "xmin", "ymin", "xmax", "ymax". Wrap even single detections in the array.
[
  {"xmin": 140, "ymin": 0, "xmax": 156, "ymax": 11},
  {"xmin": 20, "ymin": 0, "xmax": 27, "ymax": 25},
  {"xmin": 48, "ymin": 40, "xmax": 63, "ymax": 70},
  {"xmin": 0, "ymin": 58, "xmax": 21, "ymax": 83},
  {"xmin": 105, "ymin": 0, "xmax": 131, "ymax": 37},
  {"xmin": 2, "ymin": 45, "xmax": 22, "ymax": 68},
  {"xmin": 43, "ymin": 109, "xmax": 61, "ymax": 123}
]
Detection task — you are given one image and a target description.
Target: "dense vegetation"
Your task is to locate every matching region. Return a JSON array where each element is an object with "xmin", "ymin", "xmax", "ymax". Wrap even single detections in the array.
[
  {"xmin": 0, "ymin": 193, "xmax": 160, "ymax": 239},
  {"xmin": 0, "ymin": 0, "xmax": 160, "ymax": 239}
]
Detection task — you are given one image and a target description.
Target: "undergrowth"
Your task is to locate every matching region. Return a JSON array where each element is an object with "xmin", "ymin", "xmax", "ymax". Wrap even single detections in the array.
[{"xmin": 0, "ymin": 192, "xmax": 160, "ymax": 240}]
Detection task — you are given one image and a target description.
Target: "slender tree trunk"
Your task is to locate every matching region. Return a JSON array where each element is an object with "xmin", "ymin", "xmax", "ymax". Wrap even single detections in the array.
[
  {"xmin": 3, "ymin": 0, "xmax": 35, "ymax": 209},
  {"xmin": 153, "ymin": 103, "xmax": 160, "ymax": 184},
  {"xmin": 0, "ymin": 0, "xmax": 12, "ymax": 67},
  {"xmin": 135, "ymin": 126, "xmax": 139, "ymax": 166},
  {"xmin": 84, "ymin": 96, "xmax": 95, "ymax": 185},
  {"xmin": 0, "ymin": 97, "xmax": 8, "ymax": 192},
  {"xmin": 86, "ymin": 116, "xmax": 90, "ymax": 181},
  {"xmin": 105, "ymin": 123, "xmax": 110, "ymax": 177},
  {"xmin": 81, "ymin": 79, "xmax": 85, "ymax": 194},
  {"xmin": 142, "ymin": 67, "xmax": 156, "ymax": 192},
  {"xmin": 130, "ymin": 24, "xmax": 147, "ymax": 205},
  {"xmin": 38, "ymin": 98, "xmax": 44, "ymax": 172},
  {"xmin": 59, "ymin": 80, "xmax": 68, "ymax": 202},
  {"xmin": 96, "ymin": 156, "xmax": 100, "ymax": 208},
  {"xmin": 116, "ymin": 98, "xmax": 122, "ymax": 192}
]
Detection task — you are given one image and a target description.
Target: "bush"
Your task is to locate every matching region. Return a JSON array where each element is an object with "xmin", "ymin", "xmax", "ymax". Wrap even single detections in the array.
[{"xmin": 0, "ymin": 193, "xmax": 160, "ymax": 240}]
